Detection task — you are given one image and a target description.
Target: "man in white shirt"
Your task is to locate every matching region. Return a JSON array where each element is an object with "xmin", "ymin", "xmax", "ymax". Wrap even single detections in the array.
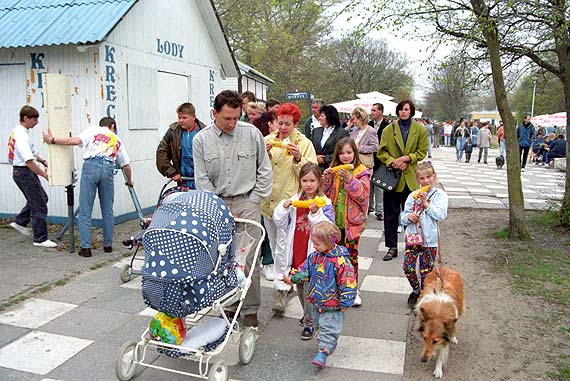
[
  {"xmin": 303, "ymin": 99, "xmax": 324, "ymax": 140},
  {"xmin": 368, "ymin": 103, "xmax": 390, "ymax": 220},
  {"xmin": 8, "ymin": 106, "xmax": 57, "ymax": 248},
  {"xmin": 43, "ymin": 117, "xmax": 133, "ymax": 258}
]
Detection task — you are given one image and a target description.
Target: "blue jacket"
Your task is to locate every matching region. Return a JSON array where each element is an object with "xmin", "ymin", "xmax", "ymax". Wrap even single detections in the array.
[
  {"xmin": 290, "ymin": 245, "xmax": 356, "ymax": 311},
  {"xmin": 517, "ymin": 123, "xmax": 535, "ymax": 148},
  {"xmin": 549, "ymin": 138, "xmax": 567, "ymax": 157},
  {"xmin": 401, "ymin": 187, "xmax": 449, "ymax": 247}
]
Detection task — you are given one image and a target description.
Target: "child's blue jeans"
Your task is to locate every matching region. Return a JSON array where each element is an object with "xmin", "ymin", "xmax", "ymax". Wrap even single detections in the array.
[{"xmin": 312, "ymin": 309, "xmax": 344, "ymax": 354}]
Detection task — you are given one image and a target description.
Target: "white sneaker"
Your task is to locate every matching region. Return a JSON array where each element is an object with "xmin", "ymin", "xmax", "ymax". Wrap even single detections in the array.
[
  {"xmin": 261, "ymin": 264, "xmax": 274, "ymax": 281},
  {"xmin": 353, "ymin": 290, "xmax": 362, "ymax": 307},
  {"xmin": 10, "ymin": 222, "xmax": 31, "ymax": 236},
  {"xmin": 33, "ymin": 239, "xmax": 58, "ymax": 248},
  {"xmin": 397, "ymin": 225, "xmax": 403, "ymax": 233}
]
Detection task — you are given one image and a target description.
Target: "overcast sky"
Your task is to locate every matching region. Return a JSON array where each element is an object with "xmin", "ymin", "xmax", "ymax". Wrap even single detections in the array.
[{"xmin": 330, "ymin": 3, "xmax": 453, "ymax": 102}]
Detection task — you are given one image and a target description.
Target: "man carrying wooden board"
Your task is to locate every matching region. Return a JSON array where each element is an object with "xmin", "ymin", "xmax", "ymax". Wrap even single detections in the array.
[{"xmin": 43, "ymin": 117, "xmax": 133, "ymax": 258}]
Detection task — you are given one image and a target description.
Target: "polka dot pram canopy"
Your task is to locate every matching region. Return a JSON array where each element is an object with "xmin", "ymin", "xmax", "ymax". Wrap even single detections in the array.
[{"xmin": 141, "ymin": 190, "xmax": 238, "ymax": 317}]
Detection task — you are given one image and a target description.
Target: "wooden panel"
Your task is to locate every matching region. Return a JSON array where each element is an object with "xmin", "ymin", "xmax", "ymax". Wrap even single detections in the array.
[
  {"xmin": 127, "ymin": 63, "xmax": 159, "ymax": 130},
  {"xmin": 44, "ymin": 74, "xmax": 74, "ymax": 186}
]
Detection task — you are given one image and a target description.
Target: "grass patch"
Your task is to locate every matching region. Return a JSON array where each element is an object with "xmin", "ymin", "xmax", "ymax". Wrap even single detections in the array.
[
  {"xmin": 548, "ymin": 357, "xmax": 570, "ymax": 380},
  {"xmin": 492, "ymin": 227, "xmax": 509, "ymax": 239},
  {"xmin": 493, "ymin": 210, "xmax": 570, "ymax": 379}
]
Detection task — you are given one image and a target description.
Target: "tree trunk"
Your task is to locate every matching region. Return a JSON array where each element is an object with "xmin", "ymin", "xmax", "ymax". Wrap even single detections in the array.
[
  {"xmin": 555, "ymin": 45, "xmax": 570, "ymax": 220},
  {"xmin": 471, "ymin": 0, "xmax": 530, "ymax": 239}
]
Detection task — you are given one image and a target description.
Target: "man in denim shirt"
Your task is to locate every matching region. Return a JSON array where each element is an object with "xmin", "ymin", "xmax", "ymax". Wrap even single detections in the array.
[{"xmin": 193, "ymin": 90, "xmax": 273, "ymax": 327}]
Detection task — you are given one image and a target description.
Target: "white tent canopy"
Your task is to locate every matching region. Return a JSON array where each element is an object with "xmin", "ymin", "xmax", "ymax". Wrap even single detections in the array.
[
  {"xmin": 531, "ymin": 112, "xmax": 566, "ymax": 127},
  {"xmin": 330, "ymin": 91, "xmax": 422, "ymax": 119}
]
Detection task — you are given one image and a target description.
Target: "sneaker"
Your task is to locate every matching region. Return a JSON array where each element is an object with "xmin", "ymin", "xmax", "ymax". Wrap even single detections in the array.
[
  {"xmin": 383, "ymin": 248, "xmax": 398, "ymax": 261},
  {"xmin": 271, "ymin": 290, "xmax": 287, "ymax": 314},
  {"xmin": 521, "ymin": 168, "xmax": 526, "ymax": 172},
  {"xmin": 353, "ymin": 290, "xmax": 362, "ymax": 307},
  {"xmin": 103, "ymin": 246, "xmax": 113, "ymax": 253},
  {"xmin": 10, "ymin": 222, "xmax": 31, "ymax": 236},
  {"xmin": 301, "ymin": 326, "xmax": 314, "ymax": 340},
  {"xmin": 78, "ymin": 248, "xmax": 92, "ymax": 257},
  {"xmin": 407, "ymin": 291, "xmax": 419, "ymax": 309},
  {"xmin": 33, "ymin": 239, "xmax": 58, "ymax": 248},
  {"xmin": 261, "ymin": 264, "xmax": 274, "ymax": 281},
  {"xmin": 397, "ymin": 225, "xmax": 403, "ymax": 233},
  {"xmin": 312, "ymin": 351, "xmax": 327, "ymax": 368},
  {"xmin": 375, "ymin": 213, "xmax": 384, "ymax": 221}
]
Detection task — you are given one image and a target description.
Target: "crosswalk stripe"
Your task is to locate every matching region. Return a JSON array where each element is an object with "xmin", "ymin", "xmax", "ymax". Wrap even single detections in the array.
[
  {"xmin": 361, "ymin": 275, "xmax": 411, "ymax": 294},
  {"xmin": 328, "ymin": 335, "xmax": 406, "ymax": 375}
]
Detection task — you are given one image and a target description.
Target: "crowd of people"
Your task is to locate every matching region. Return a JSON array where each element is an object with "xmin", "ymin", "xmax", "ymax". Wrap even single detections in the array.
[{"xmin": 8, "ymin": 89, "xmax": 566, "ymax": 368}]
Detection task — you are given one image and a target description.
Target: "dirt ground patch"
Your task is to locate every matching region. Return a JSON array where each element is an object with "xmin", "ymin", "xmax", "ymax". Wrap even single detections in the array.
[{"xmin": 404, "ymin": 208, "xmax": 570, "ymax": 380}]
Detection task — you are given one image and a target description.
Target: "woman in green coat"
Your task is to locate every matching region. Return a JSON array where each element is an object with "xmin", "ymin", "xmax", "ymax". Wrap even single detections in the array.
[{"xmin": 376, "ymin": 100, "xmax": 428, "ymax": 261}]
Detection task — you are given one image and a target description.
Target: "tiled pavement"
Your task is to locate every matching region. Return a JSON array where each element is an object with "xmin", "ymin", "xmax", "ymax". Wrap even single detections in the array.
[
  {"xmin": 1, "ymin": 146, "xmax": 564, "ymax": 380},
  {"xmin": 0, "ymin": 217, "xmax": 410, "ymax": 380},
  {"xmin": 435, "ymin": 146, "xmax": 565, "ymax": 210}
]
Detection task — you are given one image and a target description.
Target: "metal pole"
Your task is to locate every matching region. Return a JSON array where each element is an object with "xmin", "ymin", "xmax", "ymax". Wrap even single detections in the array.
[
  {"xmin": 531, "ymin": 78, "xmax": 537, "ymax": 117},
  {"xmin": 65, "ymin": 184, "xmax": 75, "ymax": 253}
]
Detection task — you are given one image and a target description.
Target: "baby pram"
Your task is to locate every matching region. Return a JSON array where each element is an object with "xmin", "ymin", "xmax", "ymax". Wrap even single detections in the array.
[
  {"xmin": 115, "ymin": 190, "xmax": 264, "ymax": 381},
  {"xmin": 119, "ymin": 177, "xmax": 194, "ymax": 283}
]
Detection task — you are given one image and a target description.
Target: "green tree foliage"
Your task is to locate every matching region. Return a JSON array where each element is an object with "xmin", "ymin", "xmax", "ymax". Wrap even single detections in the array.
[
  {"xmin": 213, "ymin": 0, "xmax": 413, "ymax": 106},
  {"xmin": 320, "ymin": 37, "xmax": 414, "ymax": 102},
  {"xmin": 423, "ymin": 56, "xmax": 478, "ymax": 121},
  {"xmin": 510, "ymin": 72, "xmax": 566, "ymax": 118}
]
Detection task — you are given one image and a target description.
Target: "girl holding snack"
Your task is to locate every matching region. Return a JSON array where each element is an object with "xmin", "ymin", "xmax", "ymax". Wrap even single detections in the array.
[
  {"xmin": 322, "ymin": 137, "xmax": 370, "ymax": 306},
  {"xmin": 400, "ymin": 161, "xmax": 448, "ymax": 309},
  {"xmin": 261, "ymin": 103, "xmax": 317, "ymax": 312},
  {"xmin": 272, "ymin": 162, "xmax": 334, "ymax": 340}
]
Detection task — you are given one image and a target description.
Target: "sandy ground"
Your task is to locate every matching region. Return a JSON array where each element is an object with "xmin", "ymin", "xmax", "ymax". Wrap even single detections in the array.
[{"xmin": 404, "ymin": 208, "xmax": 569, "ymax": 380}]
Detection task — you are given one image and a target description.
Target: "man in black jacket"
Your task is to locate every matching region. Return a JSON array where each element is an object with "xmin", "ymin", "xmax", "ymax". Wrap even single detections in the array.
[{"xmin": 368, "ymin": 103, "xmax": 391, "ymax": 220}]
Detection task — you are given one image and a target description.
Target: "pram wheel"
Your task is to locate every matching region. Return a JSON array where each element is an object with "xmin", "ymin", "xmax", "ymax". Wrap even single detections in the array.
[
  {"xmin": 238, "ymin": 327, "xmax": 256, "ymax": 365},
  {"xmin": 115, "ymin": 340, "xmax": 138, "ymax": 381},
  {"xmin": 120, "ymin": 264, "xmax": 132, "ymax": 283},
  {"xmin": 207, "ymin": 360, "xmax": 228, "ymax": 381}
]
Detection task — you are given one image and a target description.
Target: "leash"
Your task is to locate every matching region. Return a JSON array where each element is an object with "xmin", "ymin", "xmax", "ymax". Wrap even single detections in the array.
[{"xmin": 435, "ymin": 220, "xmax": 445, "ymax": 290}]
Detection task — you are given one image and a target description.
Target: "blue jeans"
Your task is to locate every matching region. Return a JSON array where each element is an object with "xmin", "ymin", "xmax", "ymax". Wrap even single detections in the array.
[
  {"xmin": 13, "ymin": 166, "xmax": 49, "ymax": 243},
  {"xmin": 456, "ymin": 138, "xmax": 465, "ymax": 160},
  {"xmin": 428, "ymin": 136, "xmax": 433, "ymax": 157},
  {"xmin": 312, "ymin": 309, "xmax": 344, "ymax": 354},
  {"xmin": 499, "ymin": 140, "xmax": 506, "ymax": 157},
  {"xmin": 445, "ymin": 136, "xmax": 451, "ymax": 146},
  {"xmin": 79, "ymin": 158, "xmax": 115, "ymax": 249}
]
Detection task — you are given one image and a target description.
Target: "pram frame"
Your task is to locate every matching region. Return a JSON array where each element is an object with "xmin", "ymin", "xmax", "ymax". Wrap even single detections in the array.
[
  {"xmin": 115, "ymin": 217, "xmax": 265, "ymax": 381},
  {"xmin": 120, "ymin": 177, "xmax": 195, "ymax": 283}
]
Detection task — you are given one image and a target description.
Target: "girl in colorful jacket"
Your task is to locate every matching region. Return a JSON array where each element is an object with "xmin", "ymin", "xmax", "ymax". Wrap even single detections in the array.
[
  {"xmin": 284, "ymin": 221, "xmax": 356, "ymax": 369},
  {"xmin": 272, "ymin": 162, "xmax": 334, "ymax": 339},
  {"xmin": 322, "ymin": 137, "xmax": 370, "ymax": 306}
]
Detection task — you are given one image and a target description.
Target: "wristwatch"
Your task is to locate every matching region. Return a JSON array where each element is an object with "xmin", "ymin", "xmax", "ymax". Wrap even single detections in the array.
[{"xmin": 50, "ymin": 137, "xmax": 55, "ymax": 144}]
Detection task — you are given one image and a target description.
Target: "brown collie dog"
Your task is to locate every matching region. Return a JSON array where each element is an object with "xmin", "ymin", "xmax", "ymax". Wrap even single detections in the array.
[{"xmin": 415, "ymin": 268, "xmax": 465, "ymax": 379}]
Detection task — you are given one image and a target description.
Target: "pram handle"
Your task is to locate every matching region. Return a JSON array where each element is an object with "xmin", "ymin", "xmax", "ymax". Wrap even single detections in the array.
[{"xmin": 232, "ymin": 218, "xmax": 266, "ymax": 305}]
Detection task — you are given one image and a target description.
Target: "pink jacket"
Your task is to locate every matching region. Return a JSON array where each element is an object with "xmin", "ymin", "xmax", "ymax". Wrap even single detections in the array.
[{"xmin": 322, "ymin": 164, "xmax": 370, "ymax": 241}]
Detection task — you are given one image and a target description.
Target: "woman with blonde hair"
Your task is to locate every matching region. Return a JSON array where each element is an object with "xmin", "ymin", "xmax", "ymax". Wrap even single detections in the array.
[{"xmin": 348, "ymin": 106, "xmax": 379, "ymax": 169}]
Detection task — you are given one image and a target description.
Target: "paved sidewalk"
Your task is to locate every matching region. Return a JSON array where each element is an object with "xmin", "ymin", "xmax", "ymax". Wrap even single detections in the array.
[
  {"xmin": 0, "ymin": 145, "xmax": 564, "ymax": 380},
  {"xmin": 433, "ymin": 146, "xmax": 564, "ymax": 210},
  {"xmin": 0, "ymin": 214, "xmax": 411, "ymax": 380}
]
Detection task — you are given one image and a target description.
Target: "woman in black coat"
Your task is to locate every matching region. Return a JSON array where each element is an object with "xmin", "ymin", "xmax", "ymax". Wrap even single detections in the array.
[{"xmin": 310, "ymin": 105, "xmax": 349, "ymax": 171}]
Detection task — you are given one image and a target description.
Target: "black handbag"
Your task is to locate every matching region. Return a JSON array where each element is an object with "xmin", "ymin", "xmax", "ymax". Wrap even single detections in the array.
[
  {"xmin": 372, "ymin": 132, "xmax": 404, "ymax": 191},
  {"xmin": 372, "ymin": 162, "xmax": 401, "ymax": 191}
]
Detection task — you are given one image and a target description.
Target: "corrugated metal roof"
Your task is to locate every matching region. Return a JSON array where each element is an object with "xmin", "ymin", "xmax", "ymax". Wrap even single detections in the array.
[{"xmin": 0, "ymin": 0, "xmax": 137, "ymax": 48}]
